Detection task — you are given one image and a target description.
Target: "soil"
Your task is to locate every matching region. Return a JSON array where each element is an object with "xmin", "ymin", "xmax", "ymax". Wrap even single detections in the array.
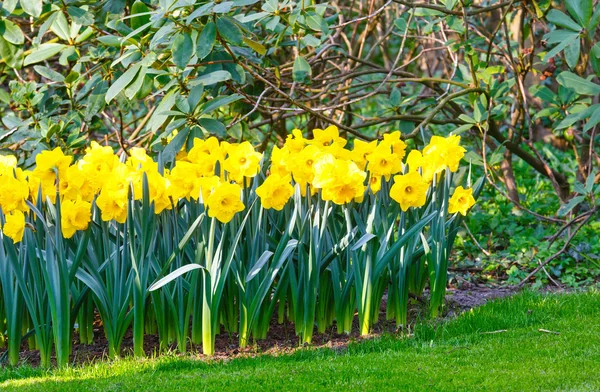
[{"xmin": 0, "ymin": 285, "xmax": 521, "ymax": 367}]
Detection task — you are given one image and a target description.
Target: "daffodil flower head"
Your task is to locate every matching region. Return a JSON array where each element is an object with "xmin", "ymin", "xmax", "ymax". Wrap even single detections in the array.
[
  {"xmin": 206, "ymin": 181, "xmax": 245, "ymax": 223},
  {"xmin": 61, "ymin": 197, "xmax": 92, "ymax": 238},
  {"xmin": 2, "ymin": 209, "xmax": 26, "ymax": 243},
  {"xmin": 390, "ymin": 171, "xmax": 429, "ymax": 211},
  {"xmin": 256, "ymin": 173, "xmax": 294, "ymax": 210},
  {"xmin": 448, "ymin": 186, "xmax": 476, "ymax": 216},
  {"xmin": 366, "ymin": 143, "xmax": 402, "ymax": 180},
  {"xmin": 223, "ymin": 141, "xmax": 263, "ymax": 183}
]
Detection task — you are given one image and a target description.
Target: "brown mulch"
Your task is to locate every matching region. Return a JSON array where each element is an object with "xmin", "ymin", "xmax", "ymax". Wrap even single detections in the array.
[{"xmin": 0, "ymin": 285, "xmax": 520, "ymax": 367}]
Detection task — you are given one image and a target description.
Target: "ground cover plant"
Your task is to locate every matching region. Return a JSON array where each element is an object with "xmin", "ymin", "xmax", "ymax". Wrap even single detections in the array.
[
  {"xmin": 0, "ymin": 128, "xmax": 479, "ymax": 366},
  {"xmin": 0, "ymin": 290, "xmax": 598, "ymax": 391}
]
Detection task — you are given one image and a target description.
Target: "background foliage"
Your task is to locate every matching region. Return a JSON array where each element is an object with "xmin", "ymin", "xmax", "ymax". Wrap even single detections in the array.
[{"xmin": 0, "ymin": 0, "xmax": 599, "ymax": 286}]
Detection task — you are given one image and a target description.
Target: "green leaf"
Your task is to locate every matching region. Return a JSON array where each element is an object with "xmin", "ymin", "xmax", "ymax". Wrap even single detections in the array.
[
  {"xmin": 198, "ymin": 118, "xmax": 227, "ymax": 138},
  {"xmin": 190, "ymin": 70, "xmax": 232, "ymax": 87},
  {"xmin": 51, "ymin": 11, "xmax": 71, "ymax": 41},
  {"xmin": 305, "ymin": 12, "xmax": 325, "ymax": 32},
  {"xmin": 124, "ymin": 66, "xmax": 147, "ymax": 99},
  {"xmin": 20, "ymin": 0, "xmax": 42, "ymax": 17},
  {"xmin": 196, "ymin": 21, "xmax": 216, "ymax": 60},
  {"xmin": 583, "ymin": 105, "xmax": 600, "ymax": 132},
  {"xmin": 0, "ymin": 36, "xmax": 20, "ymax": 68},
  {"xmin": 2, "ymin": 0, "xmax": 18, "ymax": 14},
  {"xmin": 564, "ymin": 37, "xmax": 581, "ymax": 69},
  {"xmin": 149, "ymin": 90, "xmax": 177, "ymax": 131},
  {"xmin": 543, "ymin": 32, "xmax": 578, "ymax": 62},
  {"xmin": 23, "ymin": 43, "xmax": 67, "ymax": 66},
  {"xmin": 33, "ymin": 65, "xmax": 65, "ymax": 82},
  {"xmin": 105, "ymin": 64, "xmax": 142, "ymax": 103},
  {"xmin": 216, "ymin": 16, "xmax": 243, "ymax": 45},
  {"xmin": 293, "ymin": 56, "xmax": 311, "ymax": 83},
  {"xmin": 162, "ymin": 127, "xmax": 189, "ymax": 163},
  {"xmin": 390, "ymin": 87, "xmax": 401, "ymax": 107},
  {"xmin": 67, "ymin": 6, "xmax": 94, "ymax": 26},
  {"xmin": 0, "ymin": 19, "xmax": 24, "ymax": 45},
  {"xmin": 199, "ymin": 93, "xmax": 243, "ymax": 114},
  {"xmin": 556, "ymin": 71, "xmax": 600, "ymax": 95},
  {"xmin": 84, "ymin": 81, "xmax": 108, "ymax": 120},
  {"xmin": 546, "ymin": 9, "xmax": 582, "ymax": 31},
  {"xmin": 565, "ymin": 0, "xmax": 592, "ymax": 26},
  {"xmin": 172, "ymin": 32, "xmax": 193, "ymax": 69},
  {"xmin": 149, "ymin": 264, "xmax": 205, "ymax": 291},
  {"xmin": 131, "ymin": 1, "xmax": 151, "ymax": 32},
  {"xmin": 242, "ymin": 38, "xmax": 266, "ymax": 55},
  {"xmin": 245, "ymin": 251, "xmax": 274, "ymax": 282},
  {"xmin": 557, "ymin": 195, "xmax": 585, "ymax": 216}
]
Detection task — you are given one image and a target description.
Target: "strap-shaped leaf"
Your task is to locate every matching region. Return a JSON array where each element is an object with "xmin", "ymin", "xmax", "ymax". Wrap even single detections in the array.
[{"xmin": 149, "ymin": 264, "xmax": 205, "ymax": 291}]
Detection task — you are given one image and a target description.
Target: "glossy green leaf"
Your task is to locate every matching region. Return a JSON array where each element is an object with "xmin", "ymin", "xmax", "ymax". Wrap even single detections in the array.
[
  {"xmin": 33, "ymin": 65, "xmax": 65, "ymax": 82},
  {"xmin": 546, "ymin": 9, "xmax": 582, "ymax": 31},
  {"xmin": 131, "ymin": 1, "xmax": 151, "ymax": 33},
  {"xmin": 216, "ymin": 16, "xmax": 243, "ymax": 45},
  {"xmin": 196, "ymin": 21, "xmax": 216, "ymax": 60},
  {"xmin": 293, "ymin": 56, "xmax": 311, "ymax": 83},
  {"xmin": 198, "ymin": 118, "xmax": 227, "ymax": 138},
  {"xmin": 67, "ymin": 6, "xmax": 94, "ymax": 26},
  {"xmin": 105, "ymin": 64, "xmax": 142, "ymax": 103},
  {"xmin": 556, "ymin": 71, "xmax": 600, "ymax": 95},
  {"xmin": 20, "ymin": 0, "xmax": 42, "ymax": 17},
  {"xmin": 172, "ymin": 33, "xmax": 193, "ymax": 69},
  {"xmin": 0, "ymin": 19, "xmax": 24, "ymax": 45},
  {"xmin": 565, "ymin": 0, "xmax": 592, "ymax": 26},
  {"xmin": 23, "ymin": 43, "xmax": 67, "ymax": 66}
]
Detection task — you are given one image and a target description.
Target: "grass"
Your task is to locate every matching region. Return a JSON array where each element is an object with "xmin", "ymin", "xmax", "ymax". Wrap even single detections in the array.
[{"xmin": 1, "ymin": 290, "xmax": 599, "ymax": 391}]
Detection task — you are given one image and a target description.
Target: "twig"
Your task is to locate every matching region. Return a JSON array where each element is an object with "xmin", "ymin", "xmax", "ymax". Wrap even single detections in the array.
[
  {"xmin": 462, "ymin": 221, "xmax": 490, "ymax": 257},
  {"xmin": 480, "ymin": 329, "xmax": 507, "ymax": 335},
  {"xmin": 538, "ymin": 329, "xmax": 559, "ymax": 335},
  {"xmin": 518, "ymin": 211, "xmax": 597, "ymax": 287}
]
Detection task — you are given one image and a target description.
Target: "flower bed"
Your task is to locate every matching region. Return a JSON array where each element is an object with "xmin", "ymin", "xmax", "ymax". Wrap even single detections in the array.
[{"xmin": 0, "ymin": 127, "xmax": 478, "ymax": 367}]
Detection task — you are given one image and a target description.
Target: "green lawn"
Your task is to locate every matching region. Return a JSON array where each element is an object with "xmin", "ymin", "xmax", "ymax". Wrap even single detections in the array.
[{"xmin": 1, "ymin": 290, "xmax": 599, "ymax": 391}]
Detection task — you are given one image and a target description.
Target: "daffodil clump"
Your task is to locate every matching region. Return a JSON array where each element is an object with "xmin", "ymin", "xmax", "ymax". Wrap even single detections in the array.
[{"xmin": 0, "ymin": 127, "xmax": 478, "ymax": 367}]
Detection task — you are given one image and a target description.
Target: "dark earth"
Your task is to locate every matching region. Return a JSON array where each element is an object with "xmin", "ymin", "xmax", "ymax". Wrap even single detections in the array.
[{"xmin": 1, "ymin": 285, "xmax": 521, "ymax": 367}]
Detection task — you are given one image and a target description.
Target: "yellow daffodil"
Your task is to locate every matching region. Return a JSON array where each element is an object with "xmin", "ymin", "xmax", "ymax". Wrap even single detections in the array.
[
  {"xmin": 381, "ymin": 131, "xmax": 407, "ymax": 161},
  {"xmin": 368, "ymin": 174, "xmax": 382, "ymax": 194},
  {"xmin": 127, "ymin": 147, "xmax": 158, "ymax": 173},
  {"xmin": 291, "ymin": 145, "xmax": 324, "ymax": 190},
  {"xmin": 269, "ymin": 146, "xmax": 292, "ymax": 177},
  {"xmin": 351, "ymin": 139, "xmax": 378, "ymax": 170},
  {"xmin": 223, "ymin": 142, "xmax": 263, "ymax": 183},
  {"xmin": 307, "ymin": 125, "xmax": 347, "ymax": 149},
  {"xmin": 366, "ymin": 144, "xmax": 402, "ymax": 180},
  {"xmin": 313, "ymin": 157, "xmax": 366, "ymax": 205},
  {"xmin": 448, "ymin": 186, "xmax": 476, "ymax": 216},
  {"xmin": 61, "ymin": 197, "xmax": 92, "ymax": 238},
  {"xmin": 3, "ymin": 210, "xmax": 26, "ymax": 243},
  {"xmin": 390, "ymin": 171, "xmax": 429, "ymax": 211},
  {"xmin": 256, "ymin": 174, "xmax": 294, "ymax": 210},
  {"xmin": 422, "ymin": 135, "xmax": 466, "ymax": 173},
  {"xmin": 33, "ymin": 148, "xmax": 72, "ymax": 200},
  {"xmin": 146, "ymin": 171, "xmax": 172, "ymax": 214},
  {"xmin": 0, "ymin": 175, "xmax": 29, "ymax": 213},
  {"xmin": 206, "ymin": 182, "xmax": 244, "ymax": 223},
  {"xmin": 0, "ymin": 154, "xmax": 17, "ymax": 177},
  {"xmin": 284, "ymin": 129, "xmax": 306, "ymax": 153},
  {"xmin": 193, "ymin": 176, "xmax": 220, "ymax": 203},
  {"xmin": 96, "ymin": 166, "xmax": 130, "ymax": 223}
]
